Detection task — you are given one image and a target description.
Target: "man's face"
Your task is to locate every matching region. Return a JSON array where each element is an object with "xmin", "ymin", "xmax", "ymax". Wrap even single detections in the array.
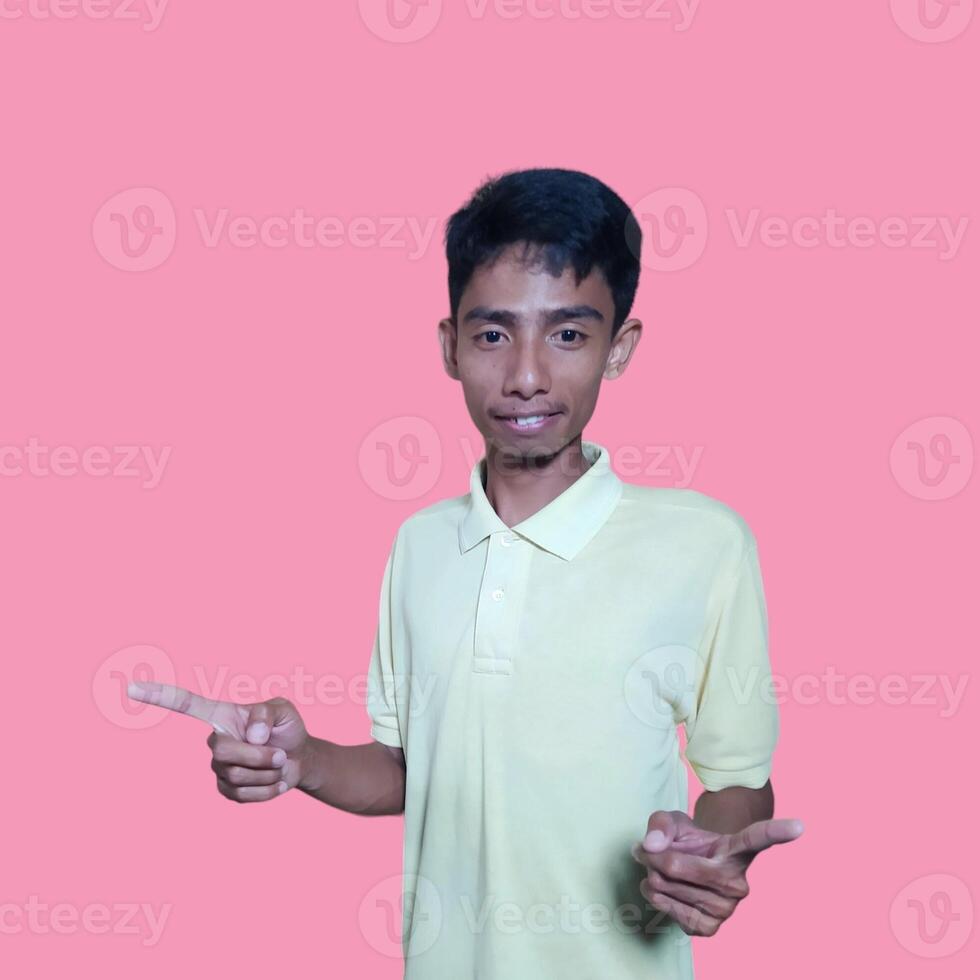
[{"xmin": 439, "ymin": 243, "xmax": 642, "ymax": 463}]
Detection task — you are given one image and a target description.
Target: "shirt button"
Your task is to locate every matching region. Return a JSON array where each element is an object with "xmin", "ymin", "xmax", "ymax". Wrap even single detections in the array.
[
  {"xmin": 501, "ymin": 533, "xmax": 517, "ymax": 547},
  {"xmin": 491, "ymin": 588, "xmax": 505, "ymax": 601}
]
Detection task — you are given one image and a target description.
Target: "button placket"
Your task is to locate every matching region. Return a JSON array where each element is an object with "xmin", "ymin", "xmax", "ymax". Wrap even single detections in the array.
[{"xmin": 472, "ymin": 531, "xmax": 520, "ymax": 674}]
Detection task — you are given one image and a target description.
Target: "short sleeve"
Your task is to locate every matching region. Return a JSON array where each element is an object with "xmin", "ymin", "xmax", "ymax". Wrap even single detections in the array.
[
  {"xmin": 365, "ymin": 538, "xmax": 403, "ymax": 748},
  {"xmin": 683, "ymin": 535, "xmax": 779, "ymax": 791}
]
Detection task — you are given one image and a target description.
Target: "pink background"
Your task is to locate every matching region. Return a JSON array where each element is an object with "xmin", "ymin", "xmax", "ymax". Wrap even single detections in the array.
[{"xmin": 1, "ymin": 1, "xmax": 976, "ymax": 976}]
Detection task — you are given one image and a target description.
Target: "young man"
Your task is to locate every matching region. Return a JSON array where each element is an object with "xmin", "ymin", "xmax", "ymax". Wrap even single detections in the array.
[{"xmin": 129, "ymin": 168, "xmax": 803, "ymax": 979}]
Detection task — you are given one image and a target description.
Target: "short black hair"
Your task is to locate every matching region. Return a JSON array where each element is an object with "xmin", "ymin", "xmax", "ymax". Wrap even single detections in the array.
[{"xmin": 444, "ymin": 168, "xmax": 642, "ymax": 337}]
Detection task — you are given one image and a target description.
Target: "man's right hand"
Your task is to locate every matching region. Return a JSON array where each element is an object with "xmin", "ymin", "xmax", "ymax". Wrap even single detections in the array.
[{"xmin": 127, "ymin": 681, "xmax": 310, "ymax": 803}]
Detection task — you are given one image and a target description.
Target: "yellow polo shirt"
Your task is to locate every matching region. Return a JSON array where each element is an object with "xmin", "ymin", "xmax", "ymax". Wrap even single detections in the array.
[{"xmin": 366, "ymin": 439, "xmax": 778, "ymax": 979}]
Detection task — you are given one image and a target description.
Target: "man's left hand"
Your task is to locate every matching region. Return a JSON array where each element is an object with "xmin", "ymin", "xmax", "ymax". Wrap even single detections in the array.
[{"xmin": 631, "ymin": 810, "xmax": 804, "ymax": 937}]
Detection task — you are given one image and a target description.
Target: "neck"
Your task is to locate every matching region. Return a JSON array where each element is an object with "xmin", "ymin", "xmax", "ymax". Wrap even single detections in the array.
[{"xmin": 482, "ymin": 436, "xmax": 592, "ymax": 528}]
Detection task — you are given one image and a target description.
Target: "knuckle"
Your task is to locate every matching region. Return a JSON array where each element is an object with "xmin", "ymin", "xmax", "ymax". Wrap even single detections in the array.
[
  {"xmin": 218, "ymin": 778, "xmax": 245, "ymax": 803},
  {"xmin": 224, "ymin": 766, "xmax": 245, "ymax": 785},
  {"xmin": 725, "ymin": 876, "xmax": 749, "ymax": 900}
]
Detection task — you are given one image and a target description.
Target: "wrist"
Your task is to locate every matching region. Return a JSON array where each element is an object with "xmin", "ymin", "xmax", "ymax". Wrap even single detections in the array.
[{"xmin": 297, "ymin": 736, "xmax": 320, "ymax": 794}]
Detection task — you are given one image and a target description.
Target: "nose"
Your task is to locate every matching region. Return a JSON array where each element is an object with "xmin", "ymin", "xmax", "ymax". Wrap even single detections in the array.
[{"xmin": 503, "ymin": 333, "xmax": 551, "ymax": 399}]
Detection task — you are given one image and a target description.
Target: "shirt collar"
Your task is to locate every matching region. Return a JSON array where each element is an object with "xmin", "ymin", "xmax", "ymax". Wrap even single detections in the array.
[{"xmin": 459, "ymin": 439, "xmax": 623, "ymax": 561}]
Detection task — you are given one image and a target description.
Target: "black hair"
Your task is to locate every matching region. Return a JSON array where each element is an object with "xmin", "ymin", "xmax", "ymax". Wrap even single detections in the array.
[{"xmin": 444, "ymin": 167, "xmax": 642, "ymax": 337}]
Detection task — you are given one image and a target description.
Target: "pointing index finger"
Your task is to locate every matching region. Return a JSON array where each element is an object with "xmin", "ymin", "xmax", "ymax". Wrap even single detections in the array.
[
  {"xmin": 127, "ymin": 680, "xmax": 231, "ymax": 733},
  {"xmin": 725, "ymin": 818, "xmax": 805, "ymax": 858}
]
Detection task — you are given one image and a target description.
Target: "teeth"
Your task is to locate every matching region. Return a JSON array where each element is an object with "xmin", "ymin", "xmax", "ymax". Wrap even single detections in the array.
[{"xmin": 514, "ymin": 415, "xmax": 546, "ymax": 426}]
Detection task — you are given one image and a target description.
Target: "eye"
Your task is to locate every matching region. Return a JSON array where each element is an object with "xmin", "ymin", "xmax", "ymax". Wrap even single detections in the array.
[
  {"xmin": 555, "ymin": 328, "xmax": 585, "ymax": 343},
  {"xmin": 477, "ymin": 330, "xmax": 505, "ymax": 344}
]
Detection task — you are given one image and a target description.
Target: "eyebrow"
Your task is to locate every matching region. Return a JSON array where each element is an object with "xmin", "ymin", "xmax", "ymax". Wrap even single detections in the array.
[{"xmin": 462, "ymin": 304, "xmax": 606, "ymax": 328}]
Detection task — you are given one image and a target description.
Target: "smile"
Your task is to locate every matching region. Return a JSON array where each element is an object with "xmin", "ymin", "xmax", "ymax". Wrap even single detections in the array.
[{"xmin": 494, "ymin": 412, "xmax": 562, "ymax": 433}]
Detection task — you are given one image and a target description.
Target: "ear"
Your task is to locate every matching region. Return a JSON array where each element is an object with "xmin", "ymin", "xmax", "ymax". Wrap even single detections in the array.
[
  {"xmin": 603, "ymin": 317, "xmax": 643, "ymax": 380},
  {"xmin": 438, "ymin": 317, "xmax": 461, "ymax": 380}
]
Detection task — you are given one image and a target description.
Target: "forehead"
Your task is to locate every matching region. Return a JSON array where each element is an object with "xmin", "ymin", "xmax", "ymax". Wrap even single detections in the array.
[{"xmin": 459, "ymin": 247, "xmax": 613, "ymax": 316}]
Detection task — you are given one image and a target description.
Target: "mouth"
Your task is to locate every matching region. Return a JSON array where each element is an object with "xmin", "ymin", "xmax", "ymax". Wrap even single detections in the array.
[{"xmin": 493, "ymin": 411, "xmax": 563, "ymax": 433}]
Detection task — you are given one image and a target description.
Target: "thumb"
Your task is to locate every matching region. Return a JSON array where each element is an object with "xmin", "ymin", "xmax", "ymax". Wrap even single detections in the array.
[
  {"xmin": 244, "ymin": 701, "xmax": 275, "ymax": 745},
  {"xmin": 642, "ymin": 810, "xmax": 692, "ymax": 852}
]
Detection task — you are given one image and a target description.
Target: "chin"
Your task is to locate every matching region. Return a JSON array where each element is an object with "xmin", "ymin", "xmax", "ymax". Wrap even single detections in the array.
[{"xmin": 486, "ymin": 434, "xmax": 569, "ymax": 465}]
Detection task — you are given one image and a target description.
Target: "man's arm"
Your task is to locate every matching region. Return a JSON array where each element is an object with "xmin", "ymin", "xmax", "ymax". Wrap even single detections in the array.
[
  {"xmin": 692, "ymin": 779, "xmax": 774, "ymax": 836},
  {"xmin": 298, "ymin": 738, "xmax": 406, "ymax": 815},
  {"xmin": 126, "ymin": 680, "xmax": 407, "ymax": 814},
  {"xmin": 633, "ymin": 781, "xmax": 802, "ymax": 937}
]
